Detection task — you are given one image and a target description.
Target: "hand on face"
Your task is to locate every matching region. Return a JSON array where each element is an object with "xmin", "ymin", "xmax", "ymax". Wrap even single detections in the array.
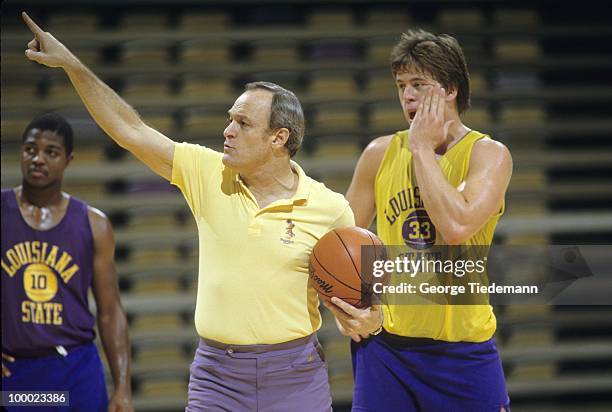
[
  {"xmin": 22, "ymin": 12, "xmax": 75, "ymax": 69},
  {"xmin": 408, "ymin": 84, "xmax": 455, "ymax": 153}
]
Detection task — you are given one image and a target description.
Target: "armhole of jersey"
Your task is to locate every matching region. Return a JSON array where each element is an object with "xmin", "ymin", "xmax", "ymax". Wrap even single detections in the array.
[
  {"xmin": 374, "ymin": 133, "xmax": 401, "ymax": 196},
  {"xmin": 83, "ymin": 203, "xmax": 97, "ymax": 251},
  {"xmin": 465, "ymin": 134, "xmax": 505, "ymax": 217},
  {"xmin": 463, "ymin": 132, "xmax": 488, "ymax": 177}
]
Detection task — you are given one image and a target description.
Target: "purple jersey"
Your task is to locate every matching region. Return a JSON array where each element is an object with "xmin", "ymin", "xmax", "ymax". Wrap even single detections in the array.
[{"xmin": 1, "ymin": 189, "xmax": 96, "ymax": 357}]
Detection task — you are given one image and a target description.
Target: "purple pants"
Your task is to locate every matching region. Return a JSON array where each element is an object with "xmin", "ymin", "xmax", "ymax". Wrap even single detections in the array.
[{"xmin": 186, "ymin": 334, "xmax": 332, "ymax": 412}]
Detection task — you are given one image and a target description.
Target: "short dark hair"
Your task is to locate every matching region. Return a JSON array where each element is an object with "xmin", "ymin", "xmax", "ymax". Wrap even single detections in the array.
[
  {"xmin": 390, "ymin": 29, "xmax": 471, "ymax": 114},
  {"xmin": 22, "ymin": 113, "xmax": 74, "ymax": 155},
  {"xmin": 244, "ymin": 81, "xmax": 305, "ymax": 157}
]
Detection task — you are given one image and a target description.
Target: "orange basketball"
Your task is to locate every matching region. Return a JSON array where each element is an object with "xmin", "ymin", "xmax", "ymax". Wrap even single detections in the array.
[{"xmin": 309, "ymin": 226, "xmax": 385, "ymax": 308}]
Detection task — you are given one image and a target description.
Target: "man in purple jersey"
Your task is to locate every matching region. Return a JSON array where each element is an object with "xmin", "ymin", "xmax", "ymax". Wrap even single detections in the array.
[{"xmin": 1, "ymin": 113, "xmax": 133, "ymax": 412}]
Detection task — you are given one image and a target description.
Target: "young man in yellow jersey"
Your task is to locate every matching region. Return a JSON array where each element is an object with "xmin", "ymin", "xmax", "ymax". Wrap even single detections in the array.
[
  {"xmin": 325, "ymin": 30, "xmax": 513, "ymax": 411},
  {"xmin": 22, "ymin": 12, "xmax": 354, "ymax": 411}
]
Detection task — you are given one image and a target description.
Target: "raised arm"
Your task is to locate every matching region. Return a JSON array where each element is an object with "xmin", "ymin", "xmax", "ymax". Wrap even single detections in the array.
[
  {"xmin": 22, "ymin": 12, "xmax": 174, "ymax": 181},
  {"xmin": 346, "ymin": 135, "xmax": 392, "ymax": 229},
  {"xmin": 88, "ymin": 207, "xmax": 133, "ymax": 412},
  {"xmin": 409, "ymin": 86, "xmax": 513, "ymax": 244}
]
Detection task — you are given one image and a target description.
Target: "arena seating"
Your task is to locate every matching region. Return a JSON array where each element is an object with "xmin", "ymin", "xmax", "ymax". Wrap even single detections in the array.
[{"xmin": 2, "ymin": 2, "xmax": 611, "ymax": 411}]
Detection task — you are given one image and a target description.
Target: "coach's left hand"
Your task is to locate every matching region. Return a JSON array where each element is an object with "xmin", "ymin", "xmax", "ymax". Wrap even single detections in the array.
[
  {"xmin": 108, "ymin": 389, "xmax": 133, "ymax": 412},
  {"xmin": 324, "ymin": 297, "xmax": 383, "ymax": 343}
]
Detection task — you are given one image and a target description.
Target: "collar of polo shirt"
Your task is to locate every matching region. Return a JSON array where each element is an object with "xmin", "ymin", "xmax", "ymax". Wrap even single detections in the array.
[{"xmin": 235, "ymin": 160, "xmax": 311, "ymax": 205}]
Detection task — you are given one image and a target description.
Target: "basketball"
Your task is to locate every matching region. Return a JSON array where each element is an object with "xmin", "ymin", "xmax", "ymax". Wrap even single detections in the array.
[{"xmin": 309, "ymin": 226, "xmax": 385, "ymax": 308}]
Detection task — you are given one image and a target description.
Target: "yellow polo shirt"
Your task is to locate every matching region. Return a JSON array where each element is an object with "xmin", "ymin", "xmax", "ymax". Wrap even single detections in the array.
[{"xmin": 171, "ymin": 142, "xmax": 354, "ymax": 344}]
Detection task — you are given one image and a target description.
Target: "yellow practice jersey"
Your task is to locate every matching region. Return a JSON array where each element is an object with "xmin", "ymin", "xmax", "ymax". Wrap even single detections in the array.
[{"xmin": 375, "ymin": 130, "xmax": 504, "ymax": 342}]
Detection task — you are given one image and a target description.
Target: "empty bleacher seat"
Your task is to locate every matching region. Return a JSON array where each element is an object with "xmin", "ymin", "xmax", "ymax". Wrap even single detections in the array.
[
  {"xmin": 182, "ymin": 107, "xmax": 229, "ymax": 144},
  {"xmin": 250, "ymin": 38, "xmax": 301, "ymax": 64},
  {"xmin": 1, "ymin": 50, "xmax": 40, "ymax": 69},
  {"xmin": 310, "ymin": 102, "xmax": 362, "ymax": 132},
  {"xmin": 68, "ymin": 147, "xmax": 105, "ymax": 166},
  {"xmin": 131, "ymin": 277, "xmax": 183, "ymax": 295},
  {"xmin": 495, "ymin": 37, "xmax": 542, "ymax": 60},
  {"xmin": 46, "ymin": 76, "xmax": 82, "ymax": 104},
  {"xmin": 365, "ymin": 36, "xmax": 396, "ymax": 63},
  {"xmin": 121, "ymin": 74, "xmax": 174, "ymax": 102},
  {"xmin": 61, "ymin": 182, "xmax": 106, "ymax": 202},
  {"xmin": 0, "ymin": 111, "xmax": 41, "ymax": 143},
  {"xmin": 128, "ymin": 248, "xmax": 181, "ymax": 266},
  {"xmin": 493, "ymin": 69, "xmax": 541, "ymax": 91},
  {"xmin": 493, "ymin": 9, "xmax": 541, "ymax": 28},
  {"xmin": 179, "ymin": 38, "xmax": 232, "ymax": 66},
  {"xmin": 2, "ymin": 83, "xmax": 39, "ymax": 105},
  {"xmin": 499, "ymin": 103, "xmax": 546, "ymax": 125},
  {"xmin": 47, "ymin": 12, "xmax": 98, "ymax": 35},
  {"xmin": 177, "ymin": 10, "xmax": 230, "ymax": 32},
  {"xmin": 307, "ymin": 70, "xmax": 358, "ymax": 100},
  {"xmin": 365, "ymin": 68, "xmax": 397, "ymax": 99},
  {"xmin": 469, "ymin": 70, "xmax": 488, "ymax": 94},
  {"xmin": 120, "ymin": 39, "xmax": 171, "ymax": 67},
  {"xmin": 367, "ymin": 100, "xmax": 407, "ymax": 133},
  {"xmin": 70, "ymin": 48, "xmax": 100, "ymax": 67},
  {"xmin": 312, "ymin": 139, "xmax": 362, "ymax": 159},
  {"xmin": 363, "ymin": 8, "xmax": 411, "ymax": 29},
  {"xmin": 436, "ymin": 9, "xmax": 485, "ymax": 30},
  {"xmin": 127, "ymin": 212, "xmax": 182, "ymax": 231},
  {"xmin": 304, "ymin": 39, "xmax": 361, "ymax": 63},
  {"xmin": 139, "ymin": 109, "xmax": 177, "ymax": 136},
  {"xmin": 136, "ymin": 376, "xmax": 189, "ymax": 399},
  {"xmin": 247, "ymin": 5, "xmax": 300, "ymax": 26},
  {"xmin": 131, "ymin": 313, "xmax": 185, "ymax": 332},
  {"xmin": 306, "ymin": 8, "xmax": 354, "ymax": 30},
  {"xmin": 179, "ymin": 74, "xmax": 235, "ymax": 103},
  {"xmin": 461, "ymin": 106, "xmax": 493, "ymax": 131},
  {"xmin": 117, "ymin": 12, "xmax": 168, "ymax": 32}
]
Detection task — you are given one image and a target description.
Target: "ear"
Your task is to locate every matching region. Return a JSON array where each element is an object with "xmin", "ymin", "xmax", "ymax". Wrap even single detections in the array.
[
  {"xmin": 445, "ymin": 87, "xmax": 458, "ymax": 102},
  {"xmin": 65, "ymin": 152, "xmax": 74, "ymax": 166},
  {"xmin": 271, "ymin": 128, "xmax": 290, "ymax": 150}
]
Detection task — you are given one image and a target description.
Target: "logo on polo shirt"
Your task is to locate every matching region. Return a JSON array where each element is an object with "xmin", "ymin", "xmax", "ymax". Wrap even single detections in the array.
[{"xmin": 280, "ymin": 219, "xmax": 296, "ymax": 244}]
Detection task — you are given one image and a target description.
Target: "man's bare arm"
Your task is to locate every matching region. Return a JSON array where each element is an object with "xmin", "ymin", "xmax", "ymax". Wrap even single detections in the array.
[
  {"xmin": 22, "ymin": 12, "xmax": 174, "ymax": 181},
  {"xmin": 412, "ymin": 138, "xmax": 512, "ymax": 244},
  {"xmin": 346, "ymin": 135, "xmax": 392, "ymax": 229},
  {"xmin": 408, "ymin": 86, "xmax": 513, "ymax": 244},
  {"xmin": 89, "ymin": 207, "xmax": 133, "ymax": 412}
]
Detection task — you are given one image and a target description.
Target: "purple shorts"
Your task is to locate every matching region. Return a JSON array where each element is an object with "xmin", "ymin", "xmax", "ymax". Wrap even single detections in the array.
[{"xmin": 186, "ymin": 334, "xmax": 332, "ymax": 411}]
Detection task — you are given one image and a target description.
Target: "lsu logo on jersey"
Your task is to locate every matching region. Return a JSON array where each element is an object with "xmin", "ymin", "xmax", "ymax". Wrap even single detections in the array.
[
  {"xmin": 402, "ymin": 210, "xmax": 436, "ymax": 249},
  {"xmin": 1, "ymin": 241, "xmax": 79, "ymax": 326},
  {"xmin": 383, "ymin": 187, "xmax": 436, "ymax": 249}
]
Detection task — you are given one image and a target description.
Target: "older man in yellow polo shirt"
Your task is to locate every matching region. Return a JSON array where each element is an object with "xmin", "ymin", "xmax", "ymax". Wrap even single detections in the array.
[{"xmin": 23, "ymin": 13, "xmax": 353, "ymax": 411}]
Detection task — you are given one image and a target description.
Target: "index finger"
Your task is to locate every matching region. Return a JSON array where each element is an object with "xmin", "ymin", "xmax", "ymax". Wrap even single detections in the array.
[
  {"xmin": 323, "ymin": 299, "xmax": 352, "ymax": 321},
  {"xmin": 22, "ymin": 12, "xmax": 45, "ymax": 36},
  {"xmin": 330, "ymin": 297, "xmax": 361, "ymax": 316}
]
